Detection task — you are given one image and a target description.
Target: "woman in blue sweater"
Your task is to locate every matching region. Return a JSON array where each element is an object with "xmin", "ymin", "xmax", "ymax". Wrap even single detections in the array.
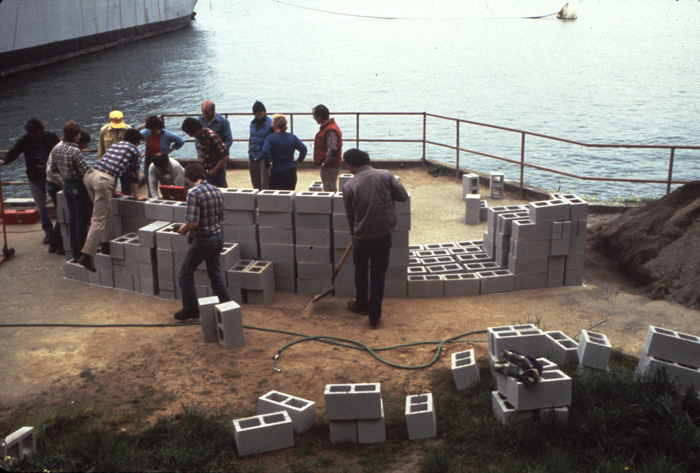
[{"xmin": 262, "ymin": 114, "xmax": 307, "ymax": 190}]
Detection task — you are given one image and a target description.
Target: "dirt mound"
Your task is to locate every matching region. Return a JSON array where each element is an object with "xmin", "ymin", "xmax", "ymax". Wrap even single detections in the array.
[{"xmin": 589, "ymin": 181, "xmax": 700, "ymax": 309}]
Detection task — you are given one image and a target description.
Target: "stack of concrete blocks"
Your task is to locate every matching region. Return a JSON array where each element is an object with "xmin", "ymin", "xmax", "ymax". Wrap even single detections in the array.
[
  {"xmin": 1, "ymin": 426, "xmax": 35, "ymax": 461},
  {"xmin": 222, "ymin": 188, "xmax": 259, "ymax": 259},
  {"xmin": 104, "ymin": 232, "xmax": 141, "ymax": 292},
  {"xmin": 484, "ymin": 205, "xmax": 529, "ymax": 267},
  {"xmin": 325, "ymin": 383, "xmax": 386, "ymax": 444},
  {"xmin": 462, "ymin": 173, "xmax": 479, "ymax": 199},
  {"xmin": 258, "ymin": 390, "xmax": 316, "ymax": 433},
  {"xmin": 295, "ymin": 191, "xmax": 334, "ymax": 295},
  {"xmin": 135, "ymin": 220, "xmax": 171, "ymax": 296},
  {"xmin": 338, "ymin": 173, "xmax": 353, "ymax": 191},
  {"xmin": 451, "ymin": 348, "xmax": 480, "ymax": 390},
  {"xmin": 330, "ymin": 191, "xmax": 355, "ymax": 297},
  {"xmin": 491, "ymin": 356, "xmax": 571, "ymax": 426},
  {"xmin": 308, "ymin": 180, "xmax": 323, "ymax": 192},
  {"xmin": 155, "ymin": 223, "xmax": 191, "ymax": 299},
  {"xmin": 388, "ymin": 192, "xmax": 411, "ymax": 297},
  {"xmin": 112, "ymin": 195, "xmax": 151, "ymax": 236},
  {"xmin": 257, "ymin": 190, "xmax": 296, "ymax": 293},
  {"xmin": 405, "ymin": 393, "xmax": 437, "ymax": 440},
  {"xmin": 54, "ymin": 191, "xmax": 72, "ymax": 260},
  {"xmin": 577, "ymin": 330, "xmax": 612, "ymax": 371},
  {"xmin": 227, "ymin": 260, "xmax": 275, "ymax": 304},
  {"xmin": 215, "ymin": 300, "xmax": 245, "ymax": 349},
  {"xmin": 637, "ymin": 326, "xmax": 700, "ymax": 394},
  {"xmin": 233, "ymin": 411, "xmax": 294, "ymax": 456},
  {"xmin": 489, "ymin": 172, "xmax": 504, "ymax": 199}
]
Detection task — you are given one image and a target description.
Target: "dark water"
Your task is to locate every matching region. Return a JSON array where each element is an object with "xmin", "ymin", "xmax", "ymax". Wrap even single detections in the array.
[{"xmin": 1, "ymin": 0, "xmax": 699, "ymax": 200}]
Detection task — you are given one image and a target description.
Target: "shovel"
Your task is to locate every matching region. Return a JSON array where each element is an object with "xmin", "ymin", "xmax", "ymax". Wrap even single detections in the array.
[
  {"xmin": 0, "ymin": 169, "xmax": 16, "ymax": 266},
  {"xmin": 303, "ymin": 240, "xmax": 353, "ymax": 313}
]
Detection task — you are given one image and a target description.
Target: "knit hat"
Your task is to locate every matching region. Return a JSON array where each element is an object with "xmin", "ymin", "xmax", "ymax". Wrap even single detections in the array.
[{"xmin": 252, "ymin": 101, "xmax": 266, "ymax": 113}]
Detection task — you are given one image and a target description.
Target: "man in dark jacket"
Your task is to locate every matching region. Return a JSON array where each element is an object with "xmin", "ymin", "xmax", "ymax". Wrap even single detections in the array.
[{"xmin": 0, "ymin": 118, "xmax": 60, "ymax": 244}]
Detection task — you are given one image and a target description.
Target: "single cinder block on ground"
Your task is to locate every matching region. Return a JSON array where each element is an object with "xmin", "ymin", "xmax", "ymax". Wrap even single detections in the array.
[
  {"xmin": 465, "ymin": 194, "xmax": 481, "ymax": 225},
  {"xmin": 489, "ymin": 172, "xmax": 504, "ymax": 199},
  {"xmin": 246, "ymin": 286, "xmax": 275, "ymax": 305},
  {"xmin": 198, "ymin": 296, "xmax": 220, "ymax": 343},
  {"xmin": 405, "ymin": 393, "xmax": 437, "ymax": 440},
  {"xmin": 242, "ymin": 260, "xmax": 274, "ymax": 290},
  {"xmin": 638, "ymin": 353, "xmax": 700, "ymax": 394},
  {"xmin": 642, "ymin": 326, "xmax": 700, "ymax": 369},
  {"xmin": 357, "ymin": 400, "xmax": 386, "ymax": 444},
  {"xmin": 545, "ymin": 331, "xmax": 579, "ymax": 366},
  {"xmin": 329, "ymin": 420, "xmax": 358, "ymax": 444},
  {"xmin": 462, "ymin": 173, "xmax": 480, "ymax": 198},
  {"xmin": 324, "ymin": 383, "xmax": 382, "ymax": 420},
  {"xmin": 452, "ymin": 349, "xmax": 480, "ymax": 390},
  {"xmin": 258, "ymin": 390, "xmax": 316, "ymax": 433},
  {"xmin": 215, "ymin": 301, "xmax": 245, "ymax": 349},
  {"xmin": 233, "ymin": 411, "xmax": 294, "ymax": 457},
  {"xmin": 577, "ymin": 330, "xmax": 612, "ymax": 370},
  {"xmin": 505, "ymin": 369, "xmax": 572, "ymax": 410},
  {"xmin": 1, "ymin": 426, "xmax": 36, "ymax": 460},
  {"xmin": 491, "ymin": 391, "xmax": 533, "ymax": 426}
]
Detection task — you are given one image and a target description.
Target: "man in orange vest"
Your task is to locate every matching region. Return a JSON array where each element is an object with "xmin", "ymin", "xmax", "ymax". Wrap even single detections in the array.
[{"xmin": 312, "ymin": 104, "xmax": 342, "ymax": 192}]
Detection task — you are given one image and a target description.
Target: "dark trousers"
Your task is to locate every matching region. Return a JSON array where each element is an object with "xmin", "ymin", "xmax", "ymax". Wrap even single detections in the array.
[
  {"xmin": 205, "ymin": 166, "xmax": 227, "ymax": 188},
  {"xmin": 178, "ymin": 232, "xmax": 230, "ymax": 312},
  {"xmin": 47, "ymin": 182, "xmax": 64, "ymax": 251},
  {"xmin": 63, "ymin": 179, "xmax": 93, "ymax": 260},
  {"xmin": 269, "ymin": 168, "xmax": 297, "ymax": 191},
  {"xmin": 353, "ymin": 234, "xmax": 392, "ymax": 324}
]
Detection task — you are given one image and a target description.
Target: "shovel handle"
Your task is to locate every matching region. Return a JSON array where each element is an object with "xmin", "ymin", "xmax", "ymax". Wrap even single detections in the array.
[{"xmin": 331, "ymin": 241, "xmax": 353, "ymax": 285}]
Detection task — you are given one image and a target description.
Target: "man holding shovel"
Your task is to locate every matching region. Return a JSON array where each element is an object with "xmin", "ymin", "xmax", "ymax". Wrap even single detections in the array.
[{"xmin": 342, "ymin": 149, "xmax": 408, "ymax": 329}]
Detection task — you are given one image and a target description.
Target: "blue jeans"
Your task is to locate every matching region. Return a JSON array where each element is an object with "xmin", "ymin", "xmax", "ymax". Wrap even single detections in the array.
[
  {"xmin": 63, "ymin": 179, "xmax": 93, "ymax": 260},
  {"xmin": 178, "ymin": 232, "xmax": 230, "ymax": 312},
  {"xmin": 205, "ymin": 166, "xmax": 227, "ymax": 188},
  {"xmin": 353, "ymin": 234, "xmax": 392, "ymax": 324},
  {"xmin": 47, "ymin": 182, "xmax": 64, "ymax": 251},
  {"xmin": 27, "ymin": 179, "xmax": 52, "ymax": 236}
]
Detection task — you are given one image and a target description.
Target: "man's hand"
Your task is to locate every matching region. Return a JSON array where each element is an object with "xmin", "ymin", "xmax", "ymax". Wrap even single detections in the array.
[
  {"xmin": 0, "ymin": 158, "xmax": 5, "ymax": 167},
  {"xmin": 134, "ymin": 195, "xmax": 148, "ymax": 201}
]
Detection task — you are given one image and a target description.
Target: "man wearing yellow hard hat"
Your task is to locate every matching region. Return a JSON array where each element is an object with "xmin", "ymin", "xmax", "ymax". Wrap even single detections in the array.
[{"xmin": 98, "ymin": 110, "xmax": 133, "ymax": 193}]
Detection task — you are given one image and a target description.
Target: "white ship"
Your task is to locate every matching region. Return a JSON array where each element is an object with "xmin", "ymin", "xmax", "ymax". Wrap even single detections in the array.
[{"xmin": 0, "ymin": 0, "xmax": 198, "ymax": 78}]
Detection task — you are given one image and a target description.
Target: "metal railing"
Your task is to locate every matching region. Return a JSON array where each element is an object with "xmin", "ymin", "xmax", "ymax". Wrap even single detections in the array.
[{"xmin": 3, "ymin": 112, "xmax": 697, "ymax": 198}]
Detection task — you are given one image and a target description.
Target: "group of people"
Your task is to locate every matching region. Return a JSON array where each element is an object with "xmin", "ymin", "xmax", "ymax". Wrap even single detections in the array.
[{"xmin": 1, "ymin": 102, "xmax": 407, "ymax": 329}]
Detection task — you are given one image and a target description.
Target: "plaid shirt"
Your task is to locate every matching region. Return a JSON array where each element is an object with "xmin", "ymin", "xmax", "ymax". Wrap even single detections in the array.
[
  {"xmin": 92, "ymin": 141, "xmax": 140, "ymax": 181},
  {"xmin": 196, "ymin": 127, "xmax": 228, "ymax": 170},
  {"xmin": 48, "ymin": 141, "xmax": 88, "ymax": 181},
  {"xmin": 186, "ymin": 180, "xmax": 224, "ymax": 237}
]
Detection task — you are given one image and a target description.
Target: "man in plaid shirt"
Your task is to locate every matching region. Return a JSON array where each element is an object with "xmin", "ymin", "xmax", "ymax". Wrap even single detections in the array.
[
  {"xmin": 174, "ymin": 163, "xmax": 230, "ymax": 321},
  {"xmin": 181, "ymin": 117, "xmax": 229, "ymax": 188},
  {"xmin": 77, "ymin": 129, "xmax": 145, "ymax": 272}
]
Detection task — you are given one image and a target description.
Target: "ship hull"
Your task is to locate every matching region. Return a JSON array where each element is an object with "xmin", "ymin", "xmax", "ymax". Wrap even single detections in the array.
[{"xmin": 0, "ymin": 0, "xmax": 198, "ymax": 78}]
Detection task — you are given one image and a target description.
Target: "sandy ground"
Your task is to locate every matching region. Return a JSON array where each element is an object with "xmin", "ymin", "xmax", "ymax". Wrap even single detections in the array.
[{"xmin": 1, "ymin": 165, "xmax": 698, "ymax": 462}]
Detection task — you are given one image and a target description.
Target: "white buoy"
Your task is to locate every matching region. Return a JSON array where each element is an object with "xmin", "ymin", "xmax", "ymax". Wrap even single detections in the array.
[{"xmin": 557, "ymin": 3, "xmax": 578, "ymax": 20}]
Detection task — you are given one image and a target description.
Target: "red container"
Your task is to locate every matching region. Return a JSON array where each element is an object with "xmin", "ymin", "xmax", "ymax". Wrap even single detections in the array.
[{"xmin": 2, "ymin": 209, "xmax": 39, "ymax": 225}]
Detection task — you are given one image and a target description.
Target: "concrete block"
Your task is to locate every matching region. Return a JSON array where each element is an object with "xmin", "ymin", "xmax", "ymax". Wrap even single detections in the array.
[
  {"xmin": 296, "ymin": 244, "xmax": 332, "ymax": 263},
  {"xmin": 145, "ymin": 199, "xmax": 177, "ymax": 221},
  {"xmin": 528, "ymin": 199, "xmax": 570, "ymax": 223},
  {"xmin": 426, "ymin": 263, "xmax": 463, "ymax": 274},
  {"xmin": 384, "ymin": 279, "xmax": 408, "ymax": 298},
  {"xmin": 487, "ymin": 205, "xmax": 527, "ymax": 231},
  {"xmin": 465, "ymin": 194, "xmax": 481, "ymax": 225},
  {"xmin": 246, "ymin": 287, "xmax": 275, "ymax": 305},
  {"xmin": 329, "ymin": 420, "xmax": 357, "ymax": 444},
  {"xmin": 405, "ymin": 393, "xmax": 437, "ymax": 440},
  {"xmin": 488, "ymin": 324, "xmax": 548, "ymax": 359},
  {"xmin": 275, "ymin": 277, "xmax": 296, "ymax": 293},
  {"xmin": 222, "ymin": 188, "xmax": 258, "ymax": 210},
  {"xmin": 491, "ymin": 391, "xmax": 533, "ymax": 426},
  {"xmin": 553, "ymin": 193, "xmax": 589, "ymax": 221},
  {"xmin": 564, "ymin": 268, "xmax": 583, "ymax": 286},
  {"xmin": 506, "ymin": 369, "xmax": 572, "ymax": 410},
  {"xmin": 545, "ymin": 331, "xmax": 579, "ymax": 366},
  {"xmin": 223, "ymin": 224, "xmax": 258, "ymax": 243},
  {"xmin": 260, "ymin": 243, "xmax": 295, "ymax": 262},
  {"xmin": 389, "ymin": 247, "xmax": 410, "ymax": 266},
  {"xmin": 256, "ymin": 189, "xmax": 295, "ymax": 212},
  {"xmin": 550, "ymin": 238, "xmax": 570, "ymax": 256},
  {"xmin": 234, "ymin": 241, "xmax": 258, "ymax": 260},
  {"xmin": 109, "ymin": 235, "xmax": 131, "ymax": 259},
  {"xmin": 271, "ymin": 260, "xmax": 296, "ymax": 278},
  {"xmin": 157, "ymin": 248, "xmax": 173, "ymax": 268},
  {"xmin": 443, "ymin": 273, "xmax": 480, "ymax": 296},
  {"xmin": 508, "ymin": 254, "xmax": 549, "ymax": 274},
  {"xmin": 338, "ymin": 173, "xmax": 353, "ymax": 192},
  {"xmin": 462, "ymin": 173, "xmax": 480, "ymax": 198},
  {"xmin": 333, "ymin": 230, "xmax": 352, "ymax": 248},
  {"xmin": 242, "ymin": 260, "xmax": 275, "ymax": 290},
  {"xmin": 395, "ymin": 213, "xmax": 411, "ymax": 231},
  {"xmin": 224, "ymin": 209, "xmax": 257, "ymax": 226},
  {"xmin": 137, "ymin": 245, "xmax": 153, "ymax": 264},
  {"xmin": 258, "ymin": 211, "xmax": 293, "ymax": 229},
  {"xmin": 158, "ymin": 289, "xmax": 175, "ymax": 300},
  {"xmin": 569, "ymin": 235, "xmax": 585, "ymax": 255},
  {"xmin": 138, "ymin": 220, "xmax": 171, "ymax": 247},
  {"xmin": 118, "ymin": 198, "xmax": 146, "ymax": 218},
  {"xmin": 407, "ymin": 274, "xmax": 444, "ymax": 298},
  {"xmin": 123, "ymin": 236, "xmax": 140, "ymax": 261},
  {"xmin": 156, "ymin": 224, "xmax": 189, "ymax": 252},
  {"xmin": 296, "ymin": 279, "xmax": 328, "ymax": 295},
  {"xmin": 215, "ymin": 301, "xmax": 244, "ymax": 350},
  {"xmin": 511, "ymin": 219, "xmax": 553, "ymax": 241},
  {"xmin": 99, "ymin": 270, "xmax": 114, "ymax": 287},
  {"xmin": 477, "ymin": 269, "xmax": 514, "ymax": 294},
  {"xmin": 1, "ymin": 426, "xmax": 35, "ymax": 460},
  {"xmin": 497, "ymin": 212, "xmax": 529, "ymax": 236},
  {"xmin": 407, "ymin": 266, "xmax": 427, "ymax": 276},
  {"xmin": 489, "ymin": 172, "xmax": 504, "ymax": 199},
  {"xmin": 297, "ymin": 227, "xmax": 331, "ymax": 247},
  {"xmin": 221, "ymin": 243, "xmax": 241, "ymax": 270},
  {"xmin": 392, "ymin": 230, "xmax": 409, "ymax": 248},
  {"xmin": 577, "ymin": 330, "xmax": 612, "ymax": 370},
  {"xmin": 324, "ymin": 383, "xmax": 382, "ymax": 420},
  {"xmin": 198, "ymin": 296, "xmax": 220, "ymax": 343},
  {"xmin": 357, "ymin": 400, "xmax": 386, "ymax": 444},
  {"xmin": 295, "ymin": 191, "xmax": 333, "ymax": 214},
  {"xmin": 258, "ymin": 390, "xmax": 316, "ymax": 434},
  {"xmin": 638, "ymin": 352, "xmax": 700, "ymax": 393},
  {"xmin": 95, "ymin": 252, "xmax": 113, "ymax": 272},
  {"xmin": 642, "ymin": 326, "xmax": 700, "ymax": 369},
  {"xmin": 385, "ymin": 264, "xmax": 408, "ymax": 281},
  {"xmin": 257, "ymin": 226, "xmax": 293, "ymax": 245},
  {"xmin": 565, "ymin": 252, "xmax": 585, "ymax": 271},
  {"xmin": 547, "ymin": 255, "xmax": 566, "ymax": 287},
  {"xmin": 332, "ymin": 192, "xmax": 345, "ymax": 213},
  {"xmin": 452, "ymin": 349, "xmax": 480, "ymax": 390},
  {"xmin": 173, "ymin": 202, "xmax": 187, "ymax": 222},
  {"xmin": 395, "ymin": 194, "xmax": 411, "ymax": 215},
  {"xmin": 333, "ymin": 213, "xmax": 350, "ymax": 231},
  {"xmin": 233, "ymin": 411, "xmax": 294, "ymax": 456},
  {"xmin": 538, "ymin": 407, "xmax": 569, "ymax": 425},
  {"xmin": 295, "ymin": 213, "xmax": 331, "ymax": 229},
  {"xmin": 64, "ymin": 260, "xmax": 88, "ymax": 282},
  {"xmin": 226, "ymin": 260, "xmax": 254, "ymax": 288},
  {"xmin": 297, "ymin": 262, "xmax": 333, "ymax": 280},
  {"xmin": 511, "ymin": 239, "xmax": 550, "ymax": 259}
]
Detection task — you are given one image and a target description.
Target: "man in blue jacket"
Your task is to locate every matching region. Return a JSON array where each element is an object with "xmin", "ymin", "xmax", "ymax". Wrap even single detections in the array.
[
  {"xmin": 248, "ymin": 101, "xmax": 272, "ymax": 189},
  {"xmin": 0, "ymin": 118, "xmax": 60, "ymax": 245}
]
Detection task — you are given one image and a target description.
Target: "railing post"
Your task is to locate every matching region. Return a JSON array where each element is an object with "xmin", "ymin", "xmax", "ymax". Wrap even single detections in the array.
[
  {"xmin": 356, "ymin": 113, "xmax": 360, "ymax": 150},
  {"xmin": 667, "ymin": 147, "xmax": 675, "ymax": 195},
  {"xmin": 290, "ymin": 113, "xmax": 294, "ymax": 134},
  {"xmin": 456, "ymin": 120, "xmax": 460, "ymax": 178},
  {"xmin": 520, "ymin": 132, "xmax": 525, "ymax": 198},
  {"xmin": 422, "ymin": 113, "xmax": 426, "ymax": 163}
]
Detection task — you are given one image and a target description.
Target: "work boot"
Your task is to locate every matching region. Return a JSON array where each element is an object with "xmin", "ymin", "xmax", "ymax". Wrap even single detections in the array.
[
  {"xmin": 48, "ymin": 246, "xmax": 56, "ymax": 253},
  {"xmin": 56, "ymin": 248, "xmax": 66, "ymax": 256},
  {"xmin": 369, "ymin": 319, "xmax": 381, "ymax": 330},
  {"xmin": 347, "ymin": 300, "xmax": 368, "ymax": 316},
  {"xmin": 174, "ymin": 309, "xmax": 200, "ymax": 321},
  {"xmin": 77, "ymin": 253, "xmax": 97, "ymax": 273},
  {"xmin": 100, "ymin": 242, "xmax": 111, "ymax": 255},
  {"xmin": 42, "ymin": 235, "xmax": 50, "ymax": 245}
]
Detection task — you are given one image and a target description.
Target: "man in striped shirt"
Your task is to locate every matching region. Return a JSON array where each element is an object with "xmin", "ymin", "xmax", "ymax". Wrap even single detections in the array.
[
  {"xmin": 174, "ymin": 163, "xmax": 230, "ymax": 321},
  {"xmin": 77, "ymin": 129, "xmax": 144, "ymax": 272},
  {"xmin": 181, "ymin": 117, "xmax": 229, "ymax": 188}
]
